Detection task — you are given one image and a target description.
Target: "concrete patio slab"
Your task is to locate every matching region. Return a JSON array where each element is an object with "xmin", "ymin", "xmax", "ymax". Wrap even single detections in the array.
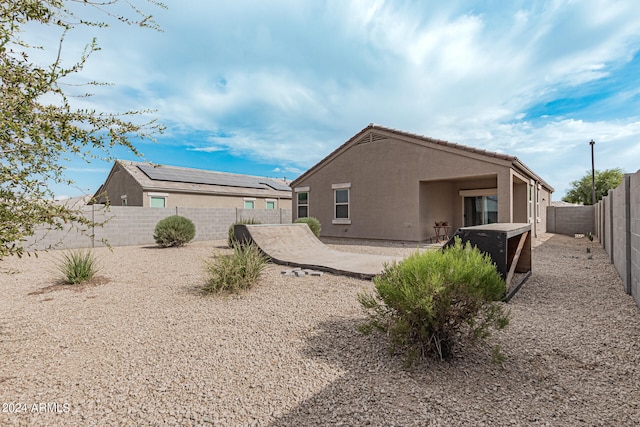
[{"xmin": 234, "ymin": 224, "xmax": 404, "ymax": 279}]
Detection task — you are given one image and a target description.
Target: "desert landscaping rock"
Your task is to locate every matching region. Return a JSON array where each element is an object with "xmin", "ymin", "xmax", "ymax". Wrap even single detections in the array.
[
  {"xmin": 1, "ymin": 234, "xmax": 639, "ymax": 426},
  {"xmin": 282, "ymin": 269, "xmax": 324, "ymax": 278}
]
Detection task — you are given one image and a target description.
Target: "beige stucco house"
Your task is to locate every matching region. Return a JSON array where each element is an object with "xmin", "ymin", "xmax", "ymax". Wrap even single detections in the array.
[
  {"xmin": 94, "ymin": 160, "xmax": 292, "ymax": 210},
  {"xmin": 290, "ymin": 124, "xmax": 554, "ymax": 242}
]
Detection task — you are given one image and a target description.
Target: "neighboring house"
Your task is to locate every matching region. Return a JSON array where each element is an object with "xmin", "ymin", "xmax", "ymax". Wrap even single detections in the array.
[
  {"xmin": 290, "ymin": 124, "xmax": 554, "ymax": 242},
  {"xmin": 94, "ymin": 160, "xmax": 292, "ymax": 210}
]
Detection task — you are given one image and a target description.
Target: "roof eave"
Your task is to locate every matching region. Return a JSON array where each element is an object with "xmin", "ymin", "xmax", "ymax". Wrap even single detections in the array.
[{"xmin": 513, "ymin": 159, "xmax": 555, "ymax": 192}]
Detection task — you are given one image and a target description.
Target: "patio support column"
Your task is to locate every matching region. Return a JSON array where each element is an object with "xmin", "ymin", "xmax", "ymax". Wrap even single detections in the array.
[{"xmin": 498, "ymin": 172, "xmax": 512, "ymax": 223}]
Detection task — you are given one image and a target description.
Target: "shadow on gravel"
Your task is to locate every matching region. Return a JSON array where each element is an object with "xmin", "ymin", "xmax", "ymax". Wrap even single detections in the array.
[
  {"xmin": 269, "ymin": 234, "xmax": 640, "ymax": 426},
  {"xmin": 26, "ymin": 276, "xmax": 111, "ymax": 295},
  {"xmin": 268, "ymin": 317, "xmax": 512, "ymax": 426}
]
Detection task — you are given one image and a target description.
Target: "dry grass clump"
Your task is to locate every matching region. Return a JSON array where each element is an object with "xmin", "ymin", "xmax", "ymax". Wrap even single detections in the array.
[
  {"xmin": 58, "ymin": 249, "xmax": 100, "ymax": 284},
  {"xmin": 203, "ymin": 243, "xmax": 268, "ymax": 294}
]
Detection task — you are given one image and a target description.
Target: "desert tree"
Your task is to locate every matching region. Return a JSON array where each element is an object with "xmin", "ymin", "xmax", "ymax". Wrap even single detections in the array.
[
  {"xmin": 562, "ymin": 168, "xmax": 624, "ymax": 205},
  {"xmin": 0, "ymin": 0, "xmax": 166, "ymax": 258}
]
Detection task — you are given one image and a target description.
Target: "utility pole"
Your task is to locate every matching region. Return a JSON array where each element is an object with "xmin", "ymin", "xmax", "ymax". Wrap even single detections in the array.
[{"xmin": 589, "ymin": 139, "xmax": 596, "ymax": 205}]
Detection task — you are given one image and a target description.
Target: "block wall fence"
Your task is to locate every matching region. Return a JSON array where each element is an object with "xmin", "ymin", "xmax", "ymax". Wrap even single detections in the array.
[
  {"xmin": 546, "ymin": 205, "xmax": 595, "ymax": 237},
  {"xmin": 21, "ymin": 206, "xmax": 292, "ymax": 251},
  {"xmin": 18, "ymin": 175, "xmax": 640, "ymax": 308},
  {"xmin": 547, "ymin": 169, "xmax": 640, "ymax": 308}
]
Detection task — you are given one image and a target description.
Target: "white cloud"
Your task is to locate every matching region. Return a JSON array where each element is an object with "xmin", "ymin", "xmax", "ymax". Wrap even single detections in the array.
[
  {"xmin": 272, "ymin": 166, "xmax": 303, "ymax": 175},
  {"xmin": 26, "ymin": 0, "xmax": 640, "ymax": 199},
  {"xmin": 471, "ymin": 117, "xmax": 640, "ymax": 196},
  {"xmin": 187, "ymin": 146, "xmax": 225, "ymax": 153}
]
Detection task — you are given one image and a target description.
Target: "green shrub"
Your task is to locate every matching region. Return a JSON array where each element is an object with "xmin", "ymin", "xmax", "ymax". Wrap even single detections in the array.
[
  {"xmin": 58, "ymin": 249, "xmax": 99, "ymax": 284},
  {"xmin": 203, "ymin": 243, "xmax": 269, "ymax": 294},
  {"xmin": 228, "ymin": 218, "xmax": 261, "ymax": 247},
  {"xmin": 294, "ymin": 217, "xmax": 321, "ymax": 237},
  {"xmin": 153, "ymin": 215, "xmax": 196, "ymax": 247},
  {"xmin": 358, "ymin": 237, "xmax": 509, "ymax": 363}
]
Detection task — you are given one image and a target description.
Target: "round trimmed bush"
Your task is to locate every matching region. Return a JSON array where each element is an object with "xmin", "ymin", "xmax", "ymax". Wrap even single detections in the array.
[
  {"xmin": 358, "ymin": 237, "xmax": 509, "ymax": 363},
  {"xmin": 153, "ymin": 215, "xmax": 196, "ymax": 247},
  {"xmin": 294, "ymin": 217, "xmax": 321, "ymax": 237}
]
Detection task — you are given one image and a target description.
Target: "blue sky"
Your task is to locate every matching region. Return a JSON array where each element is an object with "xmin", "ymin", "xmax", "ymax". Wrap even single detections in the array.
[{"xmin": 38, "ymin": 0, "xmax": 640, "ymax": 199}]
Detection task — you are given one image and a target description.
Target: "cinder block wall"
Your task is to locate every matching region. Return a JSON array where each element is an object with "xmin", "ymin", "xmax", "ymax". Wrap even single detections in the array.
[
  {"xmin": 93, "ymin": 206, "xmax": 177, "ymax": 247},
  {"xmin": 611, "ymin": 178, "xmax": 631, "ymax": 293},
  {"xmin": 593, "ymin": 170, "xmax": 640, "ymax": 307},
  {"xmin": 630, "ymin": 173, "xmax": 640, "ymax": 304},
  {"xmin": 605, "ymin": 196, "xmax": 612, "ymax": 252},
  {"xmin": 546, "ymin": 206, "xmax": 595, "ymax": 236},
  {"xmin": 21, "ymin": 206, "xmax": 292, "ymax": 251}
]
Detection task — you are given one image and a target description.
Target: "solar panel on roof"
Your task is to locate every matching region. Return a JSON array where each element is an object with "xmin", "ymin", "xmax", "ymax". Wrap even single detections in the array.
[
  {"xmin": 137, "ymin": 164, "xmax": 290, "ymax": 191},
  {"xmin": 260, "ymin": 181, "xmax": 291, "ymax": 191}
]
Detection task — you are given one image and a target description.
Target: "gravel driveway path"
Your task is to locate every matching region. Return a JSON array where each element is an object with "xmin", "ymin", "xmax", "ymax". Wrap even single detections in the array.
[{"xmin": 1, "ymin": 234, "xmax": 639, "ymax": 426}]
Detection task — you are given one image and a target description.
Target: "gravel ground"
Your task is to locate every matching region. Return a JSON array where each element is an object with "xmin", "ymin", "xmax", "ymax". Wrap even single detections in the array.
[{"xmin": 1, "ymin": 234, "xmax": 639, "ymax": 426}]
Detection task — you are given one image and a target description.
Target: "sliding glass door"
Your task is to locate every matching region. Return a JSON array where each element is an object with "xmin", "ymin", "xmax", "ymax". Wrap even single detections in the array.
[{"xmin": 464, "ymin": 195, "xmax": 498, "ymax": 227}]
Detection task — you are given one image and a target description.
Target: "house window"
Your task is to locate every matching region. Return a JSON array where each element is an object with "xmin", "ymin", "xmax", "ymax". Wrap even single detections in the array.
[
  {"xmin": 295, "ymin": 187, "xmax": 309, "ymax": 218},
  {"xmin": 121, "ymin": 195, "xmax": 128, "ymax": 206},
  {"xmin": 244, "ymin": 198, "xmax": 255, "ymax": 209},
  {"xmin": 149, "ymin": 193, "xmax": 167, "ymax": 208},
  {"xmin": 332, "ymin": 183, "xmax": 351, "ymax": 224},
  {"xmin": 335, "ymin": 189, "xmax": 349, "ymax": 218},
  {"xmin": 150, "ymin": 197, "xmax": 165, "ymax": 208},
  {"xmin": 266, "ymin": 200, "xmax": 276, "ymax": 210}
]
